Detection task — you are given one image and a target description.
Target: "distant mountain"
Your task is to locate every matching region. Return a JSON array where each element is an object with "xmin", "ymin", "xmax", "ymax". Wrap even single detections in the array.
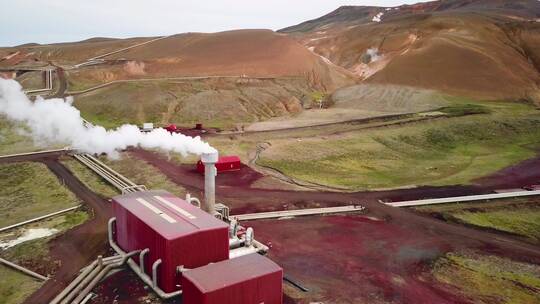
[
  {"xmin": 281, "ymin": 0, "xmax": 540, "ymax": 33},
  {"xmin": 281, "ymin": 0, "xmax": 540, "ymax": 102}
]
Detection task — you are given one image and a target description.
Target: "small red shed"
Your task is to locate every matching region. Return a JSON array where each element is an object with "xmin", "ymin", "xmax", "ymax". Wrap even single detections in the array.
[
  {"xmin": 165, "ymin": 124, "xmax": 178, "ymax": 133},
  {"xmin": 197, "ymin": 156, "xmax": 241, "ymax": 174},
  {"xmin": 182, "ymin": 253, "xmax": 283, "ymax": 304},
  {"xmin": 111, "ymin": 190, "xmax": 229, "ymax": 293}
]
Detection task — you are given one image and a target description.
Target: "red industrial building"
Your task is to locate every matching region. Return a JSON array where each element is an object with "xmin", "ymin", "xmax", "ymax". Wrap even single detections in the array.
[
  {"xmin": 164, "ymin": 124, "xmax": 178, "ymax": 133},
  {"xmin": 111, "ymin": 190, "xmax": 229, "ymax": 293},
  {"xmin": 182, "ymin": 253, "xmax": 283, "ymax": 304},
  {"xmin": 197, "ymin": 156, "xmax": 241, "ymax": 173}
]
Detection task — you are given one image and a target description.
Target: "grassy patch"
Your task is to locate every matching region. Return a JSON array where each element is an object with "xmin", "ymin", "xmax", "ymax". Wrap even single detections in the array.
[
  {"xmin": 416, "ymin": 198, "xmax": 540, "ymax": 242},
  {"xmin": 0, "ymin": 162, "xmax": 81, "ymax": 227},
  {"xmin": 439, "ymin": 103, "xmax": 491, "ymax": 117},
  {"xmin": 432, "ymin": 252, "xmax": 540, "ymax": 304},
  {"xmin": 258, "ymin": 105, "xmax": 540, "ymax": 190},
  {"xmin": 0, "ymin": 265, "xmax": 43, "ymax": 304},
  {"xmin": 0, "ymin": 209, "xmax": 88, "ymax": 304},
  {"xmin": 72, "ymin": 78, "xmax": 312, "ymax": 130},
  {"xmin": 454, "ymin": 209, "xmax": 540, "ymax": 241},
  {"xmin": 0, "ymin": 116, "xmax": 58, "ymax": 155},
  {"xmin": 0, "ymin": 210, "xmax": 89, "ymax": 278},
  {"xmin": 0, "ymin": 211, "xmax": 88, "ymax": 261},
  {"xmin": 61, "ymin": 157, "xmax": 118, "ymax": 198},
  {"xmin": 101, "ymin": 153, "xmax": 186, "ymax": 197}
]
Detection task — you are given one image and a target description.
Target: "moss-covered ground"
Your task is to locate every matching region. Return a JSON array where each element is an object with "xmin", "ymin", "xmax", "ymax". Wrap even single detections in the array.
[
  {"xmin": 432, "ymin": 251, "xmax": 540, "ymax": 304},
  {"xmin": 0, "ymin": 162, "xmax": 81, "ymax": 227}
]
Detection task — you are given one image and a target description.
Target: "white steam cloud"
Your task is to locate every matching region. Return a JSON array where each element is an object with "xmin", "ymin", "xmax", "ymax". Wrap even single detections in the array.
[
  {"xmin": 0, "ymin": 79, "xmax": 216, "ymax": 158},
  {"xmin": 366, "ymin": 48, "xmax": 382, "ymax": 63}
]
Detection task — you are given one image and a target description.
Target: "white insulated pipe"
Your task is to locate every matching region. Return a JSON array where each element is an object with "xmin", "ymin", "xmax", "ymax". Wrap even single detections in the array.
[
  {"xmin": 152, "ymin": 259, "xmax": 162, "ymax": 288},
  {"xmin": 139, "ymin": 248, "xmax": 149, "ymax": 274},
  {"xmin": 185, "ymin": 193, "xmax": 201, "ymax": 208},
  {"xmin": 201, "ymin": 151, "xmax": 218, "ymax": 215},
  {"xmin": 108, "ymin": 218, "xmax": 182, "ymax": 299}
]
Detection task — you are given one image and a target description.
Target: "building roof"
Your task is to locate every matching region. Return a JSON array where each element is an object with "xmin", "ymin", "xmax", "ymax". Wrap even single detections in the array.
[
  {"xmin": 112, "ymin": 190, "xmax": 228, "ymax": 240},
  {"xmin": 183, "ymin": 253, "xmax": 282, "ymax": 292}
]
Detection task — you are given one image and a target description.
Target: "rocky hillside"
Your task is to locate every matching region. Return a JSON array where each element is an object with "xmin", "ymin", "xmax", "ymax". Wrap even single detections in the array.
[{"xmin": 281, "ymin": 0, "xmax": 540, "ymax": 103}]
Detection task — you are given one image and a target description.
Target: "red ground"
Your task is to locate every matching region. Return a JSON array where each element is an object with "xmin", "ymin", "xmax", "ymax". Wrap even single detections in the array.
[
  {"xmin": 128, "ymin": 149, "xmax": 540, "ymax": 303},
  {"xmin": 4, "ymin": 149, "xmax": 540, "ymax": 303},
  {"xmin": 251, "ymin": 215, "xmax": 464, "ymax": 304}
]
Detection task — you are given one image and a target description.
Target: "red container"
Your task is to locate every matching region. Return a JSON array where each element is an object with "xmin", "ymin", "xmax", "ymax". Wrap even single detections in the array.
[
  {"xmin": 182, "ymin": 253, "xmax": 283, "ymax": 304},
  {"xmin": 165, "ymin": 124, "xmax": 178, "ymax": 133},
  {"xmin": 197, "ymin": 156, "xmax": 241, "ymax": 174},
  {"xmin": 112, "ymin": 190, "xmax": 229, "ymax": 293}
]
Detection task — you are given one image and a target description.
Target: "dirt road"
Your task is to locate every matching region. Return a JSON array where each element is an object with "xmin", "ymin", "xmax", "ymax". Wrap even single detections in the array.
[
  {"xmin": 0, "ymin": 153, "xmax": 112, "ymax": 304},
  {"xmin": 22, "ymin": 159, "xmax": 112, "ymax": 304}
]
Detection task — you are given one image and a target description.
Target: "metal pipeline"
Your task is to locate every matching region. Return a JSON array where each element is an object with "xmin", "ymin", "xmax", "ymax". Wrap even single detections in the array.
[
  {"xmin": 108, "ymin": 218, "xmax": 182, "ymax": 299},
  {"xmin": 50, "ymin": 260, "xmax": 98, "ymax": 304},
  {"xmin": 139, "ymin": 248, "xmax": 149, "ymax": 274},
  {"xmin": 60, "ymin": 263, "xmax": 103, "ymax": 304},
  {"xmin": 71, "ymin": 250, "xmax": 140, "ymax": 304},
  {"xmin": 0, "ymin": 257, "xmax": 48, "ymax": 282},
  {"xmin": 79, "ymin": 293, "xmax": 94, "ymax": 304},
  {"xmin": 152, "ymin": 259, "xmax": 162, "ymax": 288},
  {"xmin": 185, "ymin": 193, "xmax": 201, "ymax": 208}
]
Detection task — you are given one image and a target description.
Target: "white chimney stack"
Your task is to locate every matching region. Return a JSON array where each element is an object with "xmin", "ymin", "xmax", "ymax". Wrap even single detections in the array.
[{"xmin": 201, "ymin": 151, "xmax": 218, "ymax": 215}]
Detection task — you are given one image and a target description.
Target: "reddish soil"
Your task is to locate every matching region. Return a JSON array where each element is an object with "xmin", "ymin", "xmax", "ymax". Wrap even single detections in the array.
[
  {"xmin": 3, "ymin": 149, "xmax": 540, "ymax": 303},
  {"xmin": 91, "ymin": 270, "xmax": 164, "ymax": 304},
  {"xmin": 474, "ymin": 154, "xmax": 540, "ymax": 189},
  {"xmin": 250, "ymin": 216, "xmax": 466, "ymax": 303},
  {"xmin": 129, "ymin": 149, "xmax": 540, "ymax": 303},
  {"xmin": 24, "ymin": 159, "xmax": 112, "ymax": 304},
  {"xmin": 0, "ymin": 150, "xmax": 68, "ymax": 164},
  {"xmin": 103, "ymin": 29, "xmax": 353, "ymax": 90}
]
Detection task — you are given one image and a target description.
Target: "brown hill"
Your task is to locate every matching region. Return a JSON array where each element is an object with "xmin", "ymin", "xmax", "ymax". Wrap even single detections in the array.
[
  {"xmin": 74, "ymin": 30, "xmax": 353, "ymax": 91},
  {"xmin": 281, "ymin": 0, "xmax": 540, "ymax": 102}
]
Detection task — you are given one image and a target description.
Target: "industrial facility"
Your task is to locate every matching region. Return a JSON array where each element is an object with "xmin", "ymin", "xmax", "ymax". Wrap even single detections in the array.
[
  {"xmin": 50, "ymin": 151, "xmax": 283, "ymax": 304},
  {"xmin": 3, "ymin": 2, "xmax": 540, "ymax": 303}
]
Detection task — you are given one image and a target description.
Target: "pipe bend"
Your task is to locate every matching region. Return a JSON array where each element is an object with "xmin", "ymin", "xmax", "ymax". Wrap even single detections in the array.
[
  {"xmin": 139, "ymin": 248, "xmax": 150, "ymax": 274},
  {"xmin": 152, "ymin": 259, "xmax": 162, "ymax": 288}
]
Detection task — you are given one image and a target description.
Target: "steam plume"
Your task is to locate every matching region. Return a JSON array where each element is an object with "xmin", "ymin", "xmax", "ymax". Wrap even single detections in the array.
[
  {"xmin": 366, "ymin": 48, "xmax": 381, "ymax": 63},
  {"xmin": 0, "ymin": 79, "xmax": 216, "ymax": 158}
]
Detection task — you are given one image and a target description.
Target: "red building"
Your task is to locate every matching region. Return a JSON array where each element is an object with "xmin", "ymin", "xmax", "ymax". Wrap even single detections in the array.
[
  {"xmin": 164, "ymin": 124, "xmax": 178, "ymax": 133},
  {"xmin": 111, "ymin": 190, "xmax": 229, "ymax": 293},
  {"xmin": 197, "ymin": 156, "xmax": 241, "ymax": 174},
  {"xmin": 182, "ymin": 253, "xmax": 283, "ymax": 304}
]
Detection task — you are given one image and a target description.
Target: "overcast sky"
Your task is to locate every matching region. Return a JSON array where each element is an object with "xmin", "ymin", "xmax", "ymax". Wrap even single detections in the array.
[{"xmin": 1, "ymin": 0, "xmax": 431, "ymax": 46}]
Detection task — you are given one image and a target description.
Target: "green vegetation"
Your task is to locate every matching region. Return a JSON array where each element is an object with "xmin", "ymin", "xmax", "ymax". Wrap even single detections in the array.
[
  {"xmin": 416, "ymin": 198, "xmax": 540, "ymax": 242},
  {"xmin": 432, "ymin": 252, "xmax": 540, "ymax": 304},
  {"xmin": 73, "ymin": 78, "xmax": 312, "ymax": 130},
  {"xmin": 257, "ymin": 100, "xmax": 540, "ymax": 190},
  {"xmin": 101, "ymin": 153, "xmax": 186, "ymax": 197},
  {"xmin": 0, "ymin": 210, "xmax": 89, "ymax": 265},
  {"xmin": 439, "ymin": 103, "xmax": 491, "ymax": 117},
  {"xmin": 454, "ymin": 209, "xmax": 540, "ymax": 241},
  {"xmin": 0, "ymin": 162, "xmax": 81, "ymax": 227},
  {"xmin": 0, "ymin": 265, "xmax": 42, "ymax": 304},
  {"xmin": 0, "ymin": 210, "xmax": 88, "ymax": 304},
  {"xmin": 0, "ymin": 116, "xmax": 58, "ymax": 155},
  {"xmin": 61, "ymin": 158, "xmax": 118, "ymax": 198}
]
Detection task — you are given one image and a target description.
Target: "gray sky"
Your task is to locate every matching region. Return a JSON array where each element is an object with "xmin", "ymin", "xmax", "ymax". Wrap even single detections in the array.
[{"xmin": 1, "ymin": 0, "xmax": 431, "ymax": 46}]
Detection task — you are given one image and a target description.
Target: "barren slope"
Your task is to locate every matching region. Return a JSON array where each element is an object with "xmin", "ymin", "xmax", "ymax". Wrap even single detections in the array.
[
  {"xmin": 68, "ymin": 30, "xmax": 354, "ymax": 91},
  {"xmin": 282, "ymin": 0, "xmax": 540, "ymax": 103}
]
